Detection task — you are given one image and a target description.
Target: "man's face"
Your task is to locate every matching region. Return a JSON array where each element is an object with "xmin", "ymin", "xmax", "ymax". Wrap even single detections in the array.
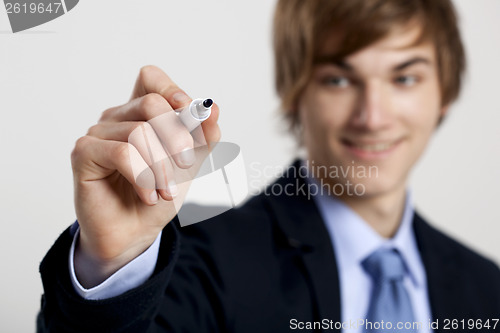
[{"xmin": 298, "ymin": 25, "xmax": 446, "ymax": 198}]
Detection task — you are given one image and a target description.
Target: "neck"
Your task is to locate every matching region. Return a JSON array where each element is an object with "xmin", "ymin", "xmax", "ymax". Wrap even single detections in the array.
[{"xmin": 338, "ymin": 184, "xmax": 408, "ymax": 238}]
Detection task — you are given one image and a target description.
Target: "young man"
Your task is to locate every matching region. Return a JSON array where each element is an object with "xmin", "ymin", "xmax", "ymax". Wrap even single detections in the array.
[{"xmin": 38, "ymin": 0, "xmax": 500, "ymax": 332}]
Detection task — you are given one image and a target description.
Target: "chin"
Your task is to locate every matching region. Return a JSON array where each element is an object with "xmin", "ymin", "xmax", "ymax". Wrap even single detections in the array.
[{"xmin": 322, "ymin": 176, "xmax": 400, "ymax": 200}]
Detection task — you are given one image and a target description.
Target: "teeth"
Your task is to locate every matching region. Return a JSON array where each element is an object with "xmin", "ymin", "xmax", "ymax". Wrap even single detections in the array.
[{"xmin": 354, "ymin": 142, "xmax": 394, "ymax": 152}]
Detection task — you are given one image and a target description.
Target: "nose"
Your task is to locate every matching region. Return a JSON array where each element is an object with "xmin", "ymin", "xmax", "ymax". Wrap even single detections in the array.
[{"xmin": 351, "ymin": 80, "xmax": 392, "ymax": 131}]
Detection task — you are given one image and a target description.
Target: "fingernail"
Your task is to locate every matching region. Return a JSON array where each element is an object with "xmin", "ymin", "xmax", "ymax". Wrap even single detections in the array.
[
  {"xmin": 150, "ymin": 190, "xmax": 159, "ymax": 204},
  {"xmin": 179, "ymin": 148, "xmax": 195, "ymax": 166},
  {"xmin": 167, "ymin": 180, "xmax": 178, "ymax": 197},
  {"xmin": 173, "ymin": 92, "xmax": 190, "ymax": 104}
]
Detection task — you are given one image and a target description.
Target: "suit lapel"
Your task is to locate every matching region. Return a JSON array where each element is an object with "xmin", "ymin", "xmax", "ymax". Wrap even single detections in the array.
[
  {"xmin": 413, "ymin": 212, "xmax": 463, "ymax": 331},
  {"xmin": 263, "ymin": 161, "xmax": 342, "ymax": 331}
]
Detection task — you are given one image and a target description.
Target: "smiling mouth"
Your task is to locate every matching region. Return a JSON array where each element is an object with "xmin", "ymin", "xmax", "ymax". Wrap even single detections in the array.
[{"xmin": 341, "ymin": 138, "xmax": 402, "ymax": 155}]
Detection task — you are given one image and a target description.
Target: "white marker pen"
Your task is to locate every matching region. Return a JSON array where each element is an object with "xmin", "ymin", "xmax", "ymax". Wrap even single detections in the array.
[{"xmin": 177, "ymin": 98, "xmax": 213, "ymax": 132}]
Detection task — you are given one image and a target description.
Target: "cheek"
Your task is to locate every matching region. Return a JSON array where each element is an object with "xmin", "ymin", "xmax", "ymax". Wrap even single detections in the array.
[
  {"xmin": 394, "ymin": 86, "xmax": 442, "ymax": 168},
  {"xmin": 395, "ymin": 84, "xmax": 442, "ymax": 134},
  {"xmin": 299, "ymin": 88, "xmax": 354, "ymax": 138}
]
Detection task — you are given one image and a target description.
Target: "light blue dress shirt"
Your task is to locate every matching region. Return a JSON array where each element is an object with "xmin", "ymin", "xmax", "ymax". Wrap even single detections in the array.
[{"xmin": 69, "ymin": 226, "xmax": 162, "ymax": 300}]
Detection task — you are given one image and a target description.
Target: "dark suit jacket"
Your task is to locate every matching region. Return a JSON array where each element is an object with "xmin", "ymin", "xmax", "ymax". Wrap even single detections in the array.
[{"xmin": 38, "ymin": 162, "xmax": 500, "ymax": 332}]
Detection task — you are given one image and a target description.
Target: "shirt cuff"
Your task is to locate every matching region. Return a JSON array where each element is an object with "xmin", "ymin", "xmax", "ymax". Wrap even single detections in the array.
[{"xmin": 68, "ymin": 225, "xmax": 162, "ymax": 300}]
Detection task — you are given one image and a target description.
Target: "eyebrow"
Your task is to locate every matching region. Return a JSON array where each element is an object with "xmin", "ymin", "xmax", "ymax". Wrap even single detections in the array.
[{"xmin": 314, "ymin": 56, "xmax": 432, "ymax": 72}]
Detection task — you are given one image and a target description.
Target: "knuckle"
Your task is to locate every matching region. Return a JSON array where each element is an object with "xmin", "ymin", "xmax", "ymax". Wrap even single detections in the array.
[
  {"xmin": 159, "ymin": 85, "xmax": 179, "ymax": 99},
  {"xmin": 112, "ymin": 142, "xmax": 131, "ymax": 163},
  {"xmin": 86, "ymin": 124, "xmax": 100, "ymax": 136},
  {"xmin": 128, "ymin": 122, "xmax": 149, "ymax": 146},
  {"xmin": 128, "ymin": 121, "xmax": 144, "ymax": 137},
  {"xmin": 139, "ymin": 93, "xmax": 167, "ymax": 119},
  {"xmin": 71, "ymin": 136, "xmax": 91, "ymax": 165},
  {"xmin": 99, "ymin": 106, "xmax": 115, "ymax": 122},
  {"xmin": 138, "ymin": 65, "xmax": 160, "ymax": 83},
  {"xmin": 141, "ymin": 93, "xmax": 165, "ymax": 108}
]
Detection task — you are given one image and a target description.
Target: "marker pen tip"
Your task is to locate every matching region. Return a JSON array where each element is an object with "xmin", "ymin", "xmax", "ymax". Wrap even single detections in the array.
[{"xmin": 203, "ymin": 99, "xmax": 213, "ymax": 108}]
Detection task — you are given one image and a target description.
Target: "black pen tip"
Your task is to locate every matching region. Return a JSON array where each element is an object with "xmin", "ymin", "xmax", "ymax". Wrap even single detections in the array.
[{"xmin": 203, "ymin": 99, "xmax": 213, "ymax": 108}]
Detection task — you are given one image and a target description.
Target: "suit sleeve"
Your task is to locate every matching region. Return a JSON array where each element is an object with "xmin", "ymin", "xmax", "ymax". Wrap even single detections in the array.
[{"xmin": 37, "ymin": 218, "xmax": 228, "ymax": 333}]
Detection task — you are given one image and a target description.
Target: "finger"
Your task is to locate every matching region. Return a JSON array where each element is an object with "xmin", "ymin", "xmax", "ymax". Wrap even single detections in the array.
[
  {"xmin": 100, "ymin": 93, "xmax": 174, "ymax": 123},
  {"xmin": 71, "ymin": 136, "xmax": 159, "ymax": 205},
  {"xmin": 147, "ymin": 111, "xmax": 196, "ymax": 168},
  {"xmin": 87, "ymin": 121, "xmax": 139, "ymax": 142},
  {"xmin": 87, "ymin": 121, "xmax": 180, "ymax": 198},
  {"xmin": 200, "ymin": 102, "xmax": 221, "ymax": 146},
  {"xmin": 131, "ymin": 65, "xmax": 193, "ymax": 110},
  {"xmin": 128, "ymin": 123, "xmax": 178, "ymax": 198},
  {"xmin": 88, "ymin": 118, "xmax": 196, "ymax": 170}
]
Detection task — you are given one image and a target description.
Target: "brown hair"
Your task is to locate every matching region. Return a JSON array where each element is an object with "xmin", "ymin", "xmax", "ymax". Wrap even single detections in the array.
[{"xmin": 273, "ymin": 0, "xmax": 466, "ymax": 133}]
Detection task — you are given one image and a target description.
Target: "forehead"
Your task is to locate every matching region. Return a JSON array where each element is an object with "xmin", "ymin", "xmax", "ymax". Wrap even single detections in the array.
[{"xmin": 318, "ymin": 24, "xmax": 436, "ymax": 67}]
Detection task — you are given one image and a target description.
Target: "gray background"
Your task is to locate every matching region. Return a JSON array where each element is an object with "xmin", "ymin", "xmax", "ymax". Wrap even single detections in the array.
[{"xmin": 0, "ymin": 0, "xmax": 498, "ymax": 331}]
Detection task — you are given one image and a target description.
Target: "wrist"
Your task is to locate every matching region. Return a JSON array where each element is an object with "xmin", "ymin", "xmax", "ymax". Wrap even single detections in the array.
[{"xmin": 74, "ymin": 231, "xmax": 157, "ymax": 288}]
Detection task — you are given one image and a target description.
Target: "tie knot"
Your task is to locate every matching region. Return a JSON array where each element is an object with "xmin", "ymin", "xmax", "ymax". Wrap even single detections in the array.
[{"xmin": 362, "ymin": 248, "xmax": 406, "ymax": 282}]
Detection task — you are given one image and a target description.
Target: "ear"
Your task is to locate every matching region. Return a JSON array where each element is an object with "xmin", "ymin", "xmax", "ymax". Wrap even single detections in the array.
[
  {"xmin": 436, "ymin": 104, "xmax": 450, "ymax": 127},
  {"xmin": 440, "ymin": 103, "xmax": 451, "ymax": 118}
]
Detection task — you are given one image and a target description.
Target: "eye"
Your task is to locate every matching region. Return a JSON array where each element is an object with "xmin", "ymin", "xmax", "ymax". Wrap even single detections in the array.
[
  {"xmin": 322, "ymin": 76, "xmax": 351, "ymax": 88},
  {"xmin": 394, "ymin": 75, "xmax": 419, "ymax": 87}
]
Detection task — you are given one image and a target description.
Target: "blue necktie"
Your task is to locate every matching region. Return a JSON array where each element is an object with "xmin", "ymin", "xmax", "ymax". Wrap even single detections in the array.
[{"xmin": 362, "ymin": 248, "xmax": 416, "ymax": 332}]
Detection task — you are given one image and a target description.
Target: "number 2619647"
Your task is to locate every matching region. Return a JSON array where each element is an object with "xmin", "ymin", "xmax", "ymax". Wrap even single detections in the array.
[
  {"xmin": 442, "ymin": 318, "xmax": 499, "ymax": 330},
  {"xmin": 5, "ymin": 2, "xmax": 63, "ymax": 14}
]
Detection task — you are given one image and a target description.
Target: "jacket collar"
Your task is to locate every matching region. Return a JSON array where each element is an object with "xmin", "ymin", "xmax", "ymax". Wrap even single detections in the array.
[{"xmin": 262, "ymin": 160, "xmax": 342, "ymax": 327}]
